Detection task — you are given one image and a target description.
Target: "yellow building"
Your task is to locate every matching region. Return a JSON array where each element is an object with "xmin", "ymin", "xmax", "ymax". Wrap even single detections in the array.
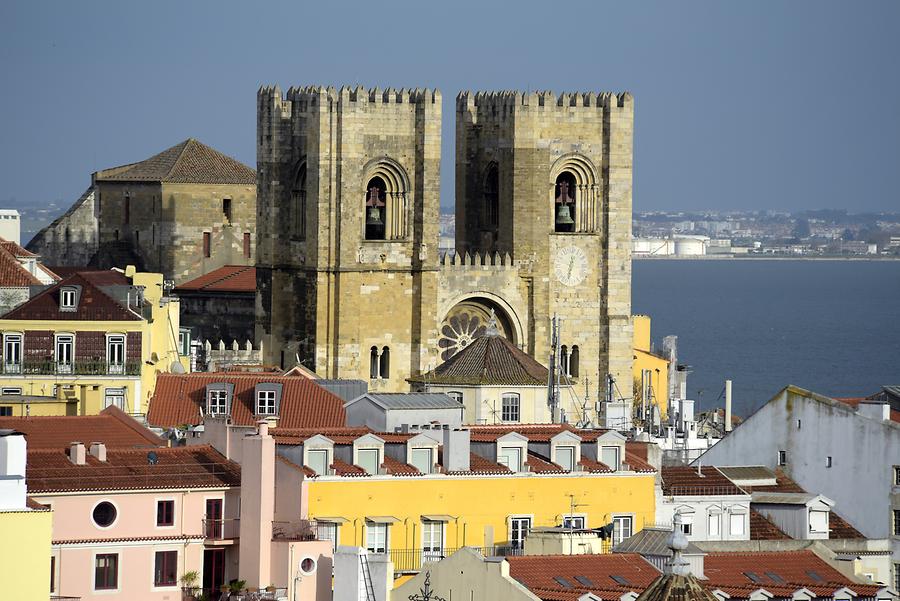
[
  {"xmin": 0, "ymin": 266, "xmax": 187, "ymax": 417},
  {"xmin": 0, "ymin": 430, "xmax": 52, "ymax": 601},
  {"xmin": 271, "ymin": 424, "xmax": 657, "ymax": 574},
  {"xmin": 632, "ymin": 315, "xmax": 670, "ymax": 421}
]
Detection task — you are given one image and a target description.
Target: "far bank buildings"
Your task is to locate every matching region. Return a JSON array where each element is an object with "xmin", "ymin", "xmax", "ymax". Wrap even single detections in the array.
[
  {"xmin": 256, "ymin": 86, "xmax": 634, "ymax": 418},
  {"xmin": 32, "ymin": 85, "xmax": 636, "ymax": 419}
]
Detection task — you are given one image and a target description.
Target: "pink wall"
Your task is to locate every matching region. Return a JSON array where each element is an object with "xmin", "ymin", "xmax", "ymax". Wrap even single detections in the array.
[{"xmin": 270, "ymin": 540, "xmax": 333, "ymax": 601}]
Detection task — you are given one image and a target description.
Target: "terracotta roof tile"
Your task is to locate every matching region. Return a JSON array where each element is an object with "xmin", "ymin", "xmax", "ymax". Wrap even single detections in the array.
[
  {"xmin": 0, "ymin": 242, "xmax": 42, "ymax": 287},
  {"xmin": 95, "ymin": 139, "xmax": 255, "ymax": 185},
  {"xmin": 468, "ymin": 424, "xmax": 609, "ymax": 443},
  {"xmin": 0, "ymin": 239, "xmax": 37, "ymax": 258},
  {"xmin": 579, "ymin": 457, "xmax": 613, "ymax": 473},
  {"xmin": 270, "ymin": 427, "xmax": 412, "ymax": 446},
  {"xmin": 330, "ymin": 458, "xmax": 368, "ymax": 477},
  {"xmin": 749, "ymin": 508, "xmax": 791, "ymax": 540},
  {"xmin": 382, "ymin": 455, "xmax": 421, "ymax": 476},
  {"xmin": 147, "ymin": 373, "xmax": 346, "ymax": 429},
  {"xmin": 660, "ymin": 466, "xmax": 745, "ymax": 496},
  {"xmin": 26, "ymin": 444, "xmax": 240, "ymax": 493},
  {"xmin": 444, "ymin": 451, "xmax": 511, "ymax": 475},
  {"xmin": 0, "ymin": 406, "xmax": 163, "ymax": 450},
  {"xmin": 410, "ymin": 332, "xmax": 549, "ymax": 386},
  {"xmin": 525, "ymin": 452, "xmax": 567, "ymax": 474},
  {"xmin": 53, "ymin": 534, "xmax": 204, "ymax": 545},
  {"xmin": 624, "ymin": 452, "xmax": 657, "ymax": 473},
  {"xmin": 507, "ymin": 553, "xmax": 661, "ymax": 600},
  {"xmin": 703, "ymin": 550, "xmax": 881, "ymax": 598},
  {"xmin": 1, "ymin": 271, "xmax": 140, "ymax": 321},
  {"xmin": 175, "ymin": 265, "xmax": 256, "ymax": 293}
]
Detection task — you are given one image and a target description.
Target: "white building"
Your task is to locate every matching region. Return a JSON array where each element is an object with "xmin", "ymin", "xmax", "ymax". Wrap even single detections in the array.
[{"xmin": 0, "ymin": 210, "xmax": 21, "ymax": 245}]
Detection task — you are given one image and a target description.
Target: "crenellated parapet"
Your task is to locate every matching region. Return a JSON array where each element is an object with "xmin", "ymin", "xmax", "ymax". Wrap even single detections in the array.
[
  {"xmin": 439, "ymin": 250, "xmax": 515, "ymax": 270},
  {"xmin": 456, "ymin": 89, "xmax": 632, "ymax": 113}
]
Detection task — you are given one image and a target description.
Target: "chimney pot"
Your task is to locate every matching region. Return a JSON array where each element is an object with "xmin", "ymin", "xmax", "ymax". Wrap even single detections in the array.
[
  {"xmin": 89, "ymin": 442, "xmax": 106, "ymax": 462},
  {"xmin": 257, "ymin": 420, "xmax": 269, "ymax": 437},
  {"xmin": 69, "ymin": 441, "xmax": 86, "ymax": 465}
]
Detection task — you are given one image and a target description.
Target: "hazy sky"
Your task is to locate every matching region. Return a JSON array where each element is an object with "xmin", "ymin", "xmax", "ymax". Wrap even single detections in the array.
[{"xmin": 2, "ymin": 1, "xmax": 898, "ymax": 214}]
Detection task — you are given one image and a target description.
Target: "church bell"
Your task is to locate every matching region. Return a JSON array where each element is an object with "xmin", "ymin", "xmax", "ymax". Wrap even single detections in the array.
[
  {"xmin": 555, "ymin": 203, "xmax": 574, "ymax": 225},
  {"xmin": 366, "ymin": 206, "xmax": 383, "ymax": 226}
]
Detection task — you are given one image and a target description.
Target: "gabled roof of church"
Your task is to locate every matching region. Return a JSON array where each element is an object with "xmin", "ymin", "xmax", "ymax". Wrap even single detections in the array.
[
  {"xmin": 95, "ymin": 139, "xmax": 256, "ymax": 185},
  {"xmin": 409, "ymin": 329, "xmax": 549, "ymax": 386}
]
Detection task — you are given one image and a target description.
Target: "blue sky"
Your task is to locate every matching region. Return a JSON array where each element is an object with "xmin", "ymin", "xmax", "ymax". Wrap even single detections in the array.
[{"xmin": 1, "ymin": 1, "xmax": 898, "ymax": 213}]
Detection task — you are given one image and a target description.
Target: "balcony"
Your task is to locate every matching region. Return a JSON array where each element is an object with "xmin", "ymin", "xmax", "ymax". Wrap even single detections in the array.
[
  {"xmin": 202, "ymin": 518, "xmax": 240, "ymax": 541},
  {"xmin": 272, "ymin": 520, "xmax": 319, "ymax": 541},
  {"xmin": 3, "ymin": 360, "xmax": 141, "ymax": 377},
  {"xmin": 385, "ymin": 546, "xmax": 525, "ymax": 573}
]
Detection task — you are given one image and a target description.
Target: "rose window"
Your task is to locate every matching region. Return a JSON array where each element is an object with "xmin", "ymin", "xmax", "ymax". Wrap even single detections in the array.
[{"xmin": 438, "ymin": 312, "xmax": 487, "ymax": 361}]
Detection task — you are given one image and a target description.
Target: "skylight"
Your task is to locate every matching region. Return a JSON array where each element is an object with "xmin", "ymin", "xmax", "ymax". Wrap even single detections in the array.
[
  {"xmin": 743, "ymin": 572, "xmax": 763, "ymax": 584},
  {"xmin": 806, "ymin": 570, "xmax": 824, "ymax": 582},
  {"xmin": 765, "ymin": 572, "xmax": 785, "ymax": 584},
  {"xmin": 611, "ymin": 575, "xmax": 631, "ymax": 586},
  {"xmin": 553, "ymin": 576, "xmax": 573, "ymax": 588},
  {"xmin": 575, "ymin": 576, "xmax": 595, "ymax": 587}
]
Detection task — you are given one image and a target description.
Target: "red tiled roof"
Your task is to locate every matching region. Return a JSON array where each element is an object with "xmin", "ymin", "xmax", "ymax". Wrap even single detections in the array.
[
  {"xmin": 660, "ymin": 466, "xmax": 745, "ymax": 496},
  {"xmin": 0, "ymin": 239, "xmax": 37, "ymax": 258},
  {"xmin": 468, "ymin": 424, "xmax": 609, "ymax": 443},
  {"xmin": 507, "ymin": 553, "xmax": 661, "ymax": 600},
  {"xmin": 330, "ymin": 458, "xmax": 368, "ymax": 477},
  {"xmin": 26, "ymin": 497, "xmax": 50, "ymax": 510},
  {"xmin": 444, "ymin": 451, "xmax": 511, "ymax": 475},
  {"xmin": 147, "ymin": 373, "xmax": 346, "ymax": 429},
  {"xmin": 834, "ymin": 396, "xmax": 900, "ymax": 423},
  {"xmin": 27, "ymin": 444, "xmax": 241, "ymax": 493},
  {"xmin": 703, "ymin": 550, "xmax": 882, "ymax": 598},
  {"xmin": 0, "ymin": 406, "xmax": 163, "ymax": 450},
  {"xmin": 525, "ymin": 452, "xmax": 567, "ymax": 474},
  {"xmin": 175, "ymin": 265, "xmax": 256, "ymax": 293},
  {"xmin": 749, "ymin": 509, "xmax": 791, "ymax": 540},
  {"xmin": 95, "ymin": 139, "xmax": 256, "ymax": 185},
  {"xmin": 0, "ymin": 242, "xmax": 42, "ymax": 287},
  {"xmin": 1, "ymin": 271, "xmax": 140, "ymax": 321},
  {"xmin": 579, "ymin": 457, "xmax": 613, "ymax": 473},
  {"xmin": 624, "ymin": 452, "xmax": 657, "ymax": 473},
  {"xmin": 53, "ymin": 534, "xmax": 204, "ymax": 545},
  {"xmin": 382, "ymin": 455, "xmax": 421, "ymax": 476}
]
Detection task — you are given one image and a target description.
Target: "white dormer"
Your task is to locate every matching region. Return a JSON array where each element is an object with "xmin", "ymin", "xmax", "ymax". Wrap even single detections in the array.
[
  {"xmin": 59, "ymin": 286, "xmax": 80, "ymax": 311},
  {"xmin": 748, "ymin": 589, "xmax": 775, "ymax": 601},
  {"xmin": 205, "ymin": 383, "xmax": 234, "ymax": 417},
  {"xmin": 791, "ymin": 588, "xmax": 816, "ymax": 601},
  {"xmin": 353, "ymin": 433, "xmax": 385, "ymax": 475},
  {"xmin": 832, "ymin": 587, "xmax": 858, "ymax": 601},
  {"xmin": 496, "ymin": 432, "xmax": 528, "ymax": 473},
  {"xmin": 406, "ymin": 432, "xmax": 439, "ymax": 474},
  {"xmin": 597, "ymin": 430, "xmax": 626, "ymax": 471},
  {"xmin": 303, "ymin": 434, "xmax": 335, "ymax": 476},
  {"xmin": 550, "ymin": 430, "xmax": 582, "ymax": 472}
]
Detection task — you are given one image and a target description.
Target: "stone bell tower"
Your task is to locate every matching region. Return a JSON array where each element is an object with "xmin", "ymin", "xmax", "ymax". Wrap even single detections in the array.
[{"xmin": 256, "ymin": 85, "xmax": 442, "ymax": 390}]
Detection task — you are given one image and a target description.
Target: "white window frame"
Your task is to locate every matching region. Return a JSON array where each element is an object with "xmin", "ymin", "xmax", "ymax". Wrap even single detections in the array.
[
  {"xmin": 708, "ymin": 513, "xmax": 721, "ymax": 537},
  {"xmin": 501, "ymin": 393, "xmax": 520, "ymax": 422},
  {"xmin": 509, "ymin": 516, "xmax": 532, "ymax": 549},
  {"xmin": 555, "ymin": 446, "xmax": 576, "ymax": 472},
  {"xmin": 55, "ymin": 333, "xmax": 74, "ymax": 373},
  {"xmin": 256, "ymin": 389, "xmax": 277, "ymax": 415},
  {"xmin": 1, "ymin": 387, "xmax": 22, "ymax": 395},
  {"xmin": 317, "ymin": 521, "xmax": 339, "ymax": 552},
  {"xmin": 729, "ymin": 512, "xmax": 746, "ymax": 535},
  {"xmin": 3, "ymin": 333, "xmax": 22, "ymax": 373},
  {"xmin": 357, "ymin": 448, "xmax": 380, "ymax": 475},
  {"xmin": 307, "ymin": 449, "xmax": 329, "ymax": 476},
  {"xmin": 422, "ymin": 520, "xmax": 445, "ymax": 561},
  {"xmin": 612, "ymin": 514, "xmax": 634, "ymax": 545},
  {"xmin": 207, "ymin": 390, "xmax": 228, "ymax": 415},
  {"xmin": 60, "ymin": 288, "xmax": 77, "ymax": 310},
  {"xmin": 365, "ymin": 523, "xmax": 388, "ymax": 554},
  {"xmin": 410, "ymin": 447, "xmax": 434, "ymax": 474},
  {"xmin": 103, "ymin": 388, "xmax": 126, "ymax": 410},
  {"xmin": 498, "ymin": 446, "xmax": 523, "ymax": 472},
  {"xmin": 106, "ymin": 334, "xmax": 126, "ymax": 374},
  {"xmin": 809, "ymin": 509, "xmax": 829, "ymax": 533},
  {"xmin": 601, "ymin": 446, "xmax": 621, "ymax": 471},
  {"xmin": 446, "ymin": 391, "xmax": 463, "ymax": 404},
  {"xmin": 562, "ymin": 515, "xmax": 586, "ymax": 529}
]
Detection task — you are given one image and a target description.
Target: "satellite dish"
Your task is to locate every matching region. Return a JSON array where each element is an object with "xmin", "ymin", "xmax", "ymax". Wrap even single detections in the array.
[
  {"xmin": 147, "ymin": 451, "xmax": 159, "ymax": 465},
  {"xmin": 169, "ymin": 361, "xmax": 186, "ymax": 374}
]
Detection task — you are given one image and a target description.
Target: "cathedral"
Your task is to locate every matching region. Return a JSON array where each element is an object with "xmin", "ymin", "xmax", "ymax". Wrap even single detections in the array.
[{"xmin": 255, "ymin": 85, "xmax": 634, "ymax": 420}]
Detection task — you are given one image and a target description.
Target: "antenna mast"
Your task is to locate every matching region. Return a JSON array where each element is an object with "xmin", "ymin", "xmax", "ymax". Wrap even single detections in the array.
[{"xmin": 548, "ymin": 315, "xmax": 561, "ymax": 423}]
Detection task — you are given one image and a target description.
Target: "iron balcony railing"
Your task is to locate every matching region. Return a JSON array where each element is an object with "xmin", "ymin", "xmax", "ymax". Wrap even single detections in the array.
[
  {"xmin": 384, "ymin": 546, "xmax": 526, "ymax": 573},
  {"xmin": 202, "ymin": 518, "xmax": 240, "ymax": 540},
  {"xmin": 272, "ymin": 519, "xmax": 319, "ymax": 541},
  {"xmin": 3, "ymin": 359, "xmax": 141, "ymax": 376}
]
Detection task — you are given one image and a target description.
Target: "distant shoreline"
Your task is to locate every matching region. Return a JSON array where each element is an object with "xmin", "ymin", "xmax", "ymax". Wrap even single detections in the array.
[{"xmin": 634, "ymin": 255, "xmax": 900, "ymax": 261}]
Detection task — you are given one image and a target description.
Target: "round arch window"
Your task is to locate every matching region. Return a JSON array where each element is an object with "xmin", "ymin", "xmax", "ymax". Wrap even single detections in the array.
[
  {"xmin": 299, "ymin": 556, "xmax": 317, "ymax": 576},
  {"xmin": 92, "ymin": 501, "xmax": 117, "ymax": 528}
]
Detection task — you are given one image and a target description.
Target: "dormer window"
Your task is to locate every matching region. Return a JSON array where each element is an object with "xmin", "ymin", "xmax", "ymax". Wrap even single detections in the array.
[
  {"xmin": 60, "ymin": 287, "xmax": 77, "ymax": 311},
  {"xmin": 555, "ymin": 446, "xmax": 576, "ymax": 471},
  {"xmin": 208, "ymin": 390, "xmax": 228, "ymax": 415},
  {"xmin": 357, "ymin": 448, "xmax": 380, "ymax": 474},
  {"xmin": 307, "ymin": 449, "xmax": 329, "ymax": 475},
  {"xmin": 601, "ymin": 445, "xmax": 621, "ymax": 471},
  {"xmin": 257, "ymin": 390, "xmax": 276, "ymax": 415},
  {"xmin": 498, "ymin": 446, "xmax": 523, "ymax": 472}
]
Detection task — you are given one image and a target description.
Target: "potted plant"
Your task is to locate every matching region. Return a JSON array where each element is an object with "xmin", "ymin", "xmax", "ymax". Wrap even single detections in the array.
[
  {"xmin": 228, "ymin": 579, "xmax": 246, "ymax": 600},
  {"xmin": 180, "ymin": 571, "xmax": 200, "ymax": 600}
]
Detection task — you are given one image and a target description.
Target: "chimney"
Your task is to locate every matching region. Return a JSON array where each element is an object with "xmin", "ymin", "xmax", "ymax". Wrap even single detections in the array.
[
  {"xmin": 239, "ymin": 420, "xmax": 275, "ymax": 589},
  {"xmin": 442, "ymin": 428, "xmax": 470, "ymax": 472},
  {"xmin": 89, "ymin": 442, "xmax": 107, "ymax": 462},
  {"xmin": 724, "ymin": 379, "xmax": 733, "ymax": 432},
  {"xmin": 69, "ymin": 442, "xmax": 86, "ymax": 465}
]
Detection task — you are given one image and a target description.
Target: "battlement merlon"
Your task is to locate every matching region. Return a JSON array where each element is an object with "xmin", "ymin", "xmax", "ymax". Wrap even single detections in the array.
[
  {"xmin": 257, "ymin": 84, "xmax": 440, "ymax": 109},
  {"xmin": 455, "ymin": 90, "xmax": 633, "ymax": 112}
]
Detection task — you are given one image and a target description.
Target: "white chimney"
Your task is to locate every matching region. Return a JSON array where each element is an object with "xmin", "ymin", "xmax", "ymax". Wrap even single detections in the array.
[
  {"xmin": 69, "ymin": 441, "xmax": 86, "ymax": 465},
  {"xmin": 725, "ymin": 379, "xmax": 733, "ymax": 432},
  {"xmin": 89, "ymin": 442, "xmax": 107, "ymax": 462}
]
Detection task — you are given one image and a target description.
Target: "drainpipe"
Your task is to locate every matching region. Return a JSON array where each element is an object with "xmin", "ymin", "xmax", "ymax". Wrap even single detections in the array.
[{"xmin": 725, "ymin": 380, "xmax": 733, "ymax": 433}]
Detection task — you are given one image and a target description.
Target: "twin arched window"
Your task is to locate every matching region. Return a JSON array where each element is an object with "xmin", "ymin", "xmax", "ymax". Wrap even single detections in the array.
[
  {"xmin": 554, "ymin": 172, "xmax": 577, "ymax": 233},
  {"xmin": 364, "ymin": 161, "xmax": 409, "ymax": 241},
  {"xmin": 364, "ymin": 177, "xmax": 387, "ymax": 240},
  {"xmin": 560, "ymin": 345, "xmax": 580, "ymax": 378},
  {"xmin": 369, "ymin": 346, "xmax": 390, "ymax": 379}
]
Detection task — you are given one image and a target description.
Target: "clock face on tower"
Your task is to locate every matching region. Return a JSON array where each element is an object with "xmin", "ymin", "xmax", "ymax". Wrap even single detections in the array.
[{"xmin": 554, "ymin": 245, "xmax": 589, "ymax": 287}]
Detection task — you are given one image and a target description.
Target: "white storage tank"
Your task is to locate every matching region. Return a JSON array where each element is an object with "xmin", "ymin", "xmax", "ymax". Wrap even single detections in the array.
[{"xmin": 673, "ymin": 235, "xmax": 708, "ymax": 256}]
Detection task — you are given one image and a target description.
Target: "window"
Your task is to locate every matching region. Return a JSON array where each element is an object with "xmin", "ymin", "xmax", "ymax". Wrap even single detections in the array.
[
  {"xmin": 730, "ymin": 513, "xmax": 745, "ymax": 535},
  {"xmin": 825, "ymin": 456, "xmax": 833, "ymax": 468},
  {"xmin": 256, "ymin": 390, "xmax": 277, "ymax": 415},
  {"xmin": 292, "ymin": 168, "xmax": 307, "ymax": 239},
  {"xmin": 364, "ymin": 177, "xmax": 387, "ymax": 240},
  {"xmin": 358, "ymin": 448, "xmax": 380, "ymax": 474},
  {"xmin": 3, "ymin": 334, "xmax": 22, "ymax": 373},
  {"xmin": 1, "ymin": 387, "xmax": 22, "ymax": 395},
  {"xmin": 410, "ymin": 447, "xmax": 434, "ymax": 474},
  {"xmin": 203, "ymin": 232, "xmax": 211, "ymax": 258},
  {"xmin": 708, "ymin": 513, "xmax": 721, "ymax": 537},
  {"xmin": 498, "ymin": 446, "xmax": 523, "ymax": 472},
  {"xmin": 569, "ymin": 345, "xmax": 579, "ymax": 378},
  {"xmin": 501, "ymin": 393, "xmax": 520, "ymax": 422},
  {"xmin": 894, "ymin": 467, "xmax": 900, "ymax": 486},
  {"xmin": 612, "ymin": 515, "xmax": 633, "ymax": 545},
  {"xmin": 95, "ymin": 553, "xmax": 118, "ymax": 590},
  {"xmin": 366, "ymin": 523, "xmax": 388, "ymax": 554},
  {"xmin": 207, "ymin": 390, "xmax": 228, "ymax": 415},
  {"xmin": 50, "ymin": 556, "xmax": 55, "ymax": 593},
  {"xmin": 178, "ymin": 328, "xmax": 191, "ymax": 356},
  {"xmin": 222, "ymin": 198, "xmax": 232, "ymax": 224},
  {"xmin": 797, "ymin": 419, "xmax": 802, "ymax": 429},
  {"xmin": 509, "ymin": 517, "xmax": 531, "ymax": 549},
  {"xmin": 60, "ymin": 288, "xmax": 77, "ymax": 310},
  {"xmin": 447, "ymin": 391, "xmax": 463, "ymax": 404},
  {"xmin": 307, "ymin": 449, "xmax": 329, "ymax": 475},
  {"xmin": 554, "ymin": 172, "xmax": 577, "ymax": 233},
  {"xmin": 55, "ymin": 334, "xmax": 74, "ymax": 373},
  {"xmin": 894, "ymin": 563, "xmax": 899, "ymax": 593},
  {"xmin": 0, "ymin": 407, "xmax": 11, "ymax": 416},
  {"xmin": 379, "ymin": 346, "xmax": 390, "ymax": 379},
  {"xmin": 601, "ymin": 446, "xmax": 621, "ymax": 471},
  {"xmin": 92, "ymin": 501, "xmax": 117, "ymax": 528},
  {"xmin": 156, "ymin": 500, "xmax": 174, "ymax": 527},
  {"xmin": 893, "ymin": 510, "xmax": 900, "ymax": 536},
  {"xmin": 555, "ymin": 446, "xmax": 575, "ymax": 472},
  {"xmin": 369, "ymin": 347, "xmax": 379, "ymax": 379},
  {"xmin": 562, "ymin": 515, "xmax": 585, "ymax": 529},
  {"xmin": 482, "ymin": 163, "xmax": 499, "ymax": 231},
  {"xmin": 106, "ymin": 335, "xmax": 125, "ymax": 374},
  {"xmin": 422, "ymin": 520, "xmax": 444, "ymax": 560},
  {"xmin": 681, "ymin": 521, "xmax": 693, "ymax": 535},
  {"xmin": 317, "ymin": 522, "xmax": 339, "ymax": 551},
  {"xmin": 103, "ymin": 388, "xmax": 125, "ymax": 410},
  {"xmin": 123, "ymin": 193, "xmax": 130, "ymax": 224},
  {"xmin": 205, "ymin": 498, "xmax": 223, "ymax": 538},
  {"xmin": 809, "ymin": 510, "xmax": 828, "ymax": 533},
  {"xmin": 778, "ymin": 450, "xmax": 787, "ymax": 466},
  {"xmin": 243, "ymin": 232, "xmax": 251, "ymax": 258},
  {"xmin": 154, "ymin": 550, "xmax": 177, "ymax": 587}
]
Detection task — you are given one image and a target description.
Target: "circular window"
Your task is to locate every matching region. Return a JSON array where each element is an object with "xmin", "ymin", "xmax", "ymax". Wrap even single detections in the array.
[
  {"xmin": 299, "ymin": 556, "xmax": 316, "ymax": 575},
  {"xmin": 92, "ymin": 501, "xmax": 117, "ymax": 528}
]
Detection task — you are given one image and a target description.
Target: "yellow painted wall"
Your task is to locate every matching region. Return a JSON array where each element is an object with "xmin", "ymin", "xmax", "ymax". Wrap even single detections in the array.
[
  {"xmin": 306, "ymin": 473, "xmax": 655, "ymax": 552},
  {"xmin": 0, "ymin": 509, "xmax": 52, "ymax": 601},
  {"xmin": 0, "ymin": 398, "xmax": 77, "ymax": 416},
  {"xmin": 632, "ymin": 315, "xmax": 669, "ymax": 420},
  {"xmin": 633, "ymin": 315, "xmax": 652, "ymax": 353}
]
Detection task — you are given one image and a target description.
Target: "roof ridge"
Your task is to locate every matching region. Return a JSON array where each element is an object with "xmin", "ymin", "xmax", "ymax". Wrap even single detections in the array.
[{"xmin": 162, "ymin": 138, "xmax": 195, "ymax": 180}]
